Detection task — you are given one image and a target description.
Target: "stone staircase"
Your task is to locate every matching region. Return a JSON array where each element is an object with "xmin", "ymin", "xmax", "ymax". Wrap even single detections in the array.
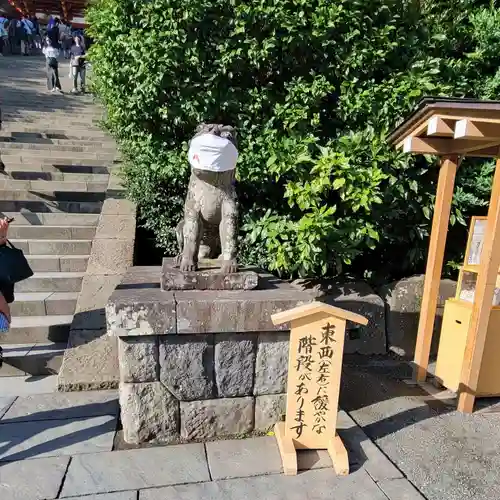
[{"xmin": 0, "ymin": 56, "xmax": 118, "ymax": 378}]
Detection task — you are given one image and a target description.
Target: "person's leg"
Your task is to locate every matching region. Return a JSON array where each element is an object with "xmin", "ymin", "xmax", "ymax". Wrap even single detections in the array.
[
  {"xmin": 72, "ymin": 66, "xmax": 79, "ymax": 92},
  {"xmin": 54, "ymin": 63, "xmax": 62, "ymax": 91},
  {"xmin": 0, "ymin": 37, "xmax": 4, "ymax": 56},
  {"xmin": 80, "ymin": 66, "xmax": 86, "ymax": 92},
  {"xmin": 46, "ymin": 63, "xmax": 53, "ymax": 90}
]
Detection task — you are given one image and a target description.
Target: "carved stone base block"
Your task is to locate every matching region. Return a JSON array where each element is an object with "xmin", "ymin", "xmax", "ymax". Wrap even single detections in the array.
[
  {"xmin": 107, "ymin": 266, "xmax": 318, "ymax": 444},
  {"xmin": 161, "ymin": 258, "xmax": 259, "ymax": 291}
]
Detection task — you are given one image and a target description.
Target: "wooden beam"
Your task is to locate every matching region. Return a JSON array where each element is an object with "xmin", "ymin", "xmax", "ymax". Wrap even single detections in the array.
[
  {"xmin": 403, "ymin": 137, "xmax": 452, "ymax": 155},
  {"xmin": 458, "ymin": 156, "xmax": 500, "ymax": 412},
  {"xmin": 455, "ymin": 119, "xmax": 500, "ymax": 141},
  {"xmin": 452, "ymin": 139, "xmax": 500, "ymax": 154},
  {"xmin": 427, "ymin": 117, "xmax": 456, "ymax": 137},
  {"xmin": 414, "ymin": 156, "xmax": 459, "ymax": 382},
  {"xmin": 467, "ymin": 146, "xmax": 500, "ymax": 158}
]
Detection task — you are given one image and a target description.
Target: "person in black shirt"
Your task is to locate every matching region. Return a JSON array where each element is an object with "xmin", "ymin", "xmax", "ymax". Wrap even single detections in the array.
[
  {"xmin": 70, "ymin": 35, "xmax": 86, "ymax": 94},
  {"xmin": 47, "ymin": 17, "xmax": 60, "ymax": 49}
]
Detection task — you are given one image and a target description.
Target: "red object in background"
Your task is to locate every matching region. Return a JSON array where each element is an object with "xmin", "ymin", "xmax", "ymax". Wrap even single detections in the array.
[{"xmin": 4, "ymin": 0, "xmax": 89, "ymax": 24}]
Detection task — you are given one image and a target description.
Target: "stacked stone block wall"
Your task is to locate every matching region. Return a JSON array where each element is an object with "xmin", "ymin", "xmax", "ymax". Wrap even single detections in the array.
[{"xmin": 118, "ymin": 332, "xmax": 289, "ymax": 443}]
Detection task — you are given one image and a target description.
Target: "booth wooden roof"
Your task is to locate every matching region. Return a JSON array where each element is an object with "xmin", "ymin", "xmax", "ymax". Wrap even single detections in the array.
[{"xmin": 388, "ymin": 97, "xmax": 500, "ymax": 158}]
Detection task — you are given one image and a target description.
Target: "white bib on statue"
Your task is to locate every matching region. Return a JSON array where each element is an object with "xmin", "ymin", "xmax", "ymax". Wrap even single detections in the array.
[{"xmin": 188, "ymin": 134, "xmax": 238, "ymax": 172}]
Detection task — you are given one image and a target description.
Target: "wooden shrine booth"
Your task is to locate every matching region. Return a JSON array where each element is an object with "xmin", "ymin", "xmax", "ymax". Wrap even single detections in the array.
[{"xmin": 388, "ymin": 97, "xmax": 500, "ymax": 413}]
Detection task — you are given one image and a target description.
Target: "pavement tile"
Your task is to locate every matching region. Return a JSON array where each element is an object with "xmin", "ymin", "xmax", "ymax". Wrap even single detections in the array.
[
  {"xmin": 377, "ymin": 478, "xmax": 426, "ymax": 499},
  {"xmin": 0, "ymin": 375, "xmax": 57, "ymax": 396},
  {"xmin": 65, "ymin": 493, "xmax": 137, "ymax": 500},
  {"xmin": 0, "ymin": 345, "xmax": 35, "ymax": 377},
  {"xmin": 297, "ymin": 449, "xmax": 332, "ymax": 471},
  {"xmin": 0, "ymin": 397, "xmax": 15, "ymax": 419},
  {"xmin": 139, "ymin": 467, "xmax": 387, "ymax": 500},
  {"xmin": 61, "ymin": 443, "xmax": 210, "ymax": 497},
  {"xmin": 1, "ymin": 390, "xmax": 118, "ymax": 422},
  {"xmin": 206, "ymin": 436, "xmax": 282, "ymax": 480},
  {"xmin": 0, "ymin": 455, "xmax": 69, "ymax": 500},
  {"xmin": 0, "ymin": 415, "xmax": 116, "ymax": 461},
  {"xmin": 338, "ymin": 410, "xmax": 403, "ymax": 481}
]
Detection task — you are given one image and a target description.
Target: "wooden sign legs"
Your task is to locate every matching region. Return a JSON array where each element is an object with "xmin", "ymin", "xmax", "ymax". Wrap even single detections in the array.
[{"xmin": 274, "ymin": 422, "xmax": 349, "ymax": 476}]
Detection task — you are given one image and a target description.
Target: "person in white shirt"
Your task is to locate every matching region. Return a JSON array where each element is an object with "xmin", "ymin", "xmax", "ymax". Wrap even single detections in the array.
[{"xmin": 42, "ymin": 37, "xmax": 63, "ymax": 93}]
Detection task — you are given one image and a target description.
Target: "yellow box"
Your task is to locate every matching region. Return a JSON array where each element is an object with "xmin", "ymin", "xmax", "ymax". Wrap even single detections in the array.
[{"xmin": 435, "ymin": 298, "xmax": 500, "ymax": 396}]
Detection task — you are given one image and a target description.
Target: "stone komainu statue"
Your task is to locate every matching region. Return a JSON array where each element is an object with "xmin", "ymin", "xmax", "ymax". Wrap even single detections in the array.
[{"xmin": 176, "ymin": 123, "xmax": 239, "ymax": 274}]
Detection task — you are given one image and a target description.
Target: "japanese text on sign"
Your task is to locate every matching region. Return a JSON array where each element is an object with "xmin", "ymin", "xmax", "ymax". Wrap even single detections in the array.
[{"xmin": 291, "ymin": 322, "xmax": 336, "ymax": 439}]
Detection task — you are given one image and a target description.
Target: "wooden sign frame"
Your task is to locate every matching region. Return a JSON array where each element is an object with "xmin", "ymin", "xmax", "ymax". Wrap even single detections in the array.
[{"xmin": 271, "ymin": 302, "xmax": 368, "ymax": 476}]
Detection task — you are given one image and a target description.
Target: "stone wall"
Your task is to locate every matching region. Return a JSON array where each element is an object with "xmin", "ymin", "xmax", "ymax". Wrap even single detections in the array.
[
  {"xmin": 107, "ymin": 266, "xmax": 319, "ymax": 444},
  {"xmin": 118, "ymin": 332, "xmax": 289, "ymax": 443}
]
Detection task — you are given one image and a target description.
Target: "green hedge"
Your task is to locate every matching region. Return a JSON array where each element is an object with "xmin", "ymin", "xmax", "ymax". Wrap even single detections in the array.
[{"xmin": 87, "ymin": 0, "xmax": 500, "ymax": 283}]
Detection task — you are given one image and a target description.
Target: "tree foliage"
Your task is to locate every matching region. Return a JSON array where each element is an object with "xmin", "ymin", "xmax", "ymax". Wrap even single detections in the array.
[{"xmin": 87, "ymin": 0, "xmax": 500, "ymax": 283}]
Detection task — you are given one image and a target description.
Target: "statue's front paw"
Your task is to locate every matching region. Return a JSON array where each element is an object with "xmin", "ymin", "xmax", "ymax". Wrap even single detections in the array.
[
  {"xmin": 180, "ymin": 259, "xmax": 197, "ymax": 272},
  {"xmin": 221, "ymin": 259, "xmax": 238, "ymax": 274},
  {"xmin": 174, "ymin": 254, "xmax": 182, "ymax": 267}
]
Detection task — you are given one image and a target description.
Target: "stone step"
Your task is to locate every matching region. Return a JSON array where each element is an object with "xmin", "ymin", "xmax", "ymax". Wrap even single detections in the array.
[
  {"xmin": 2, "ymin": 101, "xmax": 99, "ymax": 110},
  {"xmin": 27, "ymin": 255, "xmax": 89, "ymax": 273},
  {"xmin": 0, "ymin": 179, "xmax": 109, "ymax": 192},
  {"xmin": 3, "ymin": 118, "xmax": 101, "ymax": 129},
  {"xmin": 0, "ymin": 190, "xmax": 106, "ymax": 203},
  {"xmin": 0, "ymin": 342, "xmax": 67, "ymax": 376},
  {"xmin": 2, "ymin": 315, "xmax": 72, "ymax": 344},
  {"xmin": 1, "ymin": 151, "xmax": 116, "ymax": 161},
  {"xmin": 9, "ymin": 225, "xmax": 95, "ymax": 240},
  {"xmin": 11, "ymin": 292, "xmax": 79, "ymax": 317},
  {"xmin": 15, "ymin": 272, "xmax": 85, "ymax": 293},
  {"xmin": 0, "ymin": 129, "xmax": 112, "ymax": 141},
  {"xmin": 10, "ymin": 239, "xmax": 92, "ymax": 256},
  {"xmin": 1, "ymin": 212, "xmax": 100, "ymax": 226},
  {"xmin": 2, "ymin": 113, "xmax": 101, "ymax": 123},
  {"xmin": 0, "ymin": 142, "xmax": 116, "ymax": 154},
  {"xmin": 2, "ymin": 112, "xmax": 100, "ymax": 121},
  {"xmin": 2, "ymin": 157, "xmax": 116, "ymax": 168},
  {"xmin": 3, "ymin": 170, "xmax": 110, "ymax": 182},
  {"xmin": 0, "ymin": 199, "xmax": 102, "ymax": 213},
  {"xmin": 3, "ymin": 163, "xmax": 112, "ymax": 174},
  {"xmin": 0, "ymin": 136, "xmax": 114, "ymax": 148}
]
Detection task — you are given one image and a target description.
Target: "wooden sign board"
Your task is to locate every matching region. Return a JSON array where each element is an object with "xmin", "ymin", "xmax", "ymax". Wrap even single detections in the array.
[
  {"xmin": 467, "ymin": 217, "xmax": 487, "ymax": 266},
  {"xmin": 271, "ymin": 302, "xmax": 368, "ymax": 476}
]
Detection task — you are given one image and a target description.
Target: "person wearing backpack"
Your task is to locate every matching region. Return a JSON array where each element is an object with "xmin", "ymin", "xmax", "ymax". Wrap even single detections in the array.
[
  {"xmin": 43, "ymin": 37, "xmax": 63, "ymax": 93},
  {"xmin": 70, "ymin": 35, "xmax": 86, "ymax": 93}
]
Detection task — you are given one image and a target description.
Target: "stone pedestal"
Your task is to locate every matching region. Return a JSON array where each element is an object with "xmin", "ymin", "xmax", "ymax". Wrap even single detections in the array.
[
  {"xmin": 161, "ymin": 258, "xmax": 259, "ymax": 291},
  {"xmin": 106, "ymin": 266, "xmax": 316, "ymax": 444}
]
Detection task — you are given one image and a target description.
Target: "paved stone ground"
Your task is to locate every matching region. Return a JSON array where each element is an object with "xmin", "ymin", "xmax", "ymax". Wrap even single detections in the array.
[
  {"xmin": 340, "ymin": 358, "xmax": 500, "ymax": 500},
  {"xmin": 0, "ymin": 373, "xmax": 425, "ymax": 500},
  {"xmin": 3, "ymin": 359, "xmax": 500, "ymax": 499}
]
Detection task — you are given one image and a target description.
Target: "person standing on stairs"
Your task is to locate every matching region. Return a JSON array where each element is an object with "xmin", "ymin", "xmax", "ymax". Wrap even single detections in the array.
[
  {"xmin": 20, "ymin": 16, "xmax": 33, "ymax": 56},
  {"xmin": 0, "ymin": 217, "xmax": 13, "ymax": 368},
  {"xmin": 70, "ymin": 35, "xmax": 86, "ymax": 94},
  {"xmin": 47, "ymin": 17, "xmax": 60, "ymax": 49},
  {"xmin": 43, "ymin": 37, "xmax": 63, "ymax": 93},
  {"xmin": 0, "ymin": 14, "xmax": 8, "ymax": 56}
]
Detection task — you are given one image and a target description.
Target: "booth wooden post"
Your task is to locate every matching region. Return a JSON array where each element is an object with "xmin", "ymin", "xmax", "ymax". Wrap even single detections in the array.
[
  {"xmin": 413, "ymin": 156, "xmax": 459, "ymax": 382},
  {"xmin": 458, "ymin": 157, "xmax": 500, "ymax": 412},
  {"xmin": 271, "ymin": 302, "xmax": 368, "ymax": 476}
]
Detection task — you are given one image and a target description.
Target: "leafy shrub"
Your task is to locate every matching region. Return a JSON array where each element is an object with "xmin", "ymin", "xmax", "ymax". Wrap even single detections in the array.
[{"xmin": 87, "ymin": 0, "xmax": 500, "ymax": 283}]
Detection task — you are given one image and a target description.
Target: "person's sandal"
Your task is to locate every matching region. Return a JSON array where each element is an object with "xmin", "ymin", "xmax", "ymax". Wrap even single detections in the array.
[{"xmin": 0, "ymin": 346, "xmax": 3, "ymax": 369}]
